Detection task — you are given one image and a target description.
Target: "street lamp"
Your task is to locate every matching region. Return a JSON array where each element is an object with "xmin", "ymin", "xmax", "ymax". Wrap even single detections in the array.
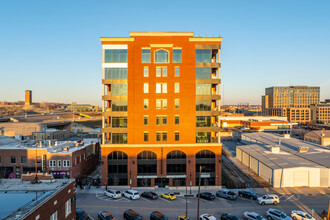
[
  {"xmin": 197, "ymin": 166, "xmax": 202, "ymax": 220},
  {"xmin": 189, "ymin": 172, "xmax": 192, "ymax": 194}
]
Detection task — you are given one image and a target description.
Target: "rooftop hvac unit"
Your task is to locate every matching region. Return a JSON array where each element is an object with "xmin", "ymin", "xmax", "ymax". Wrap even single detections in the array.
[
  {"xmin": 298, "ymin": 146, "xmax": 309, "ymax": 153},
  {"xmin": 271, "ymin": 146, "xmax": 280, "ymax": 153},
  {"xmin": 283, "ymin": 134, "xmax": 290, "ymax": 139}
]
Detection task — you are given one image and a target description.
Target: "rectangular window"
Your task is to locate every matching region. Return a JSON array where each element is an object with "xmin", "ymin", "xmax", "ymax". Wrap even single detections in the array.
[
  {"xmin": 49, "ymin": 160, "xmax": 56, "ymax": 167},
  {"xmin": 112, "ymin": 133, "xmax": 128, "ymax": 144},
  {"xmin": 58, "ymin": 160, "xmax": 61, "ymax": 167},
  {"xmin": 175, "ymin": 99, "xmax": 180, "ymax": 109},
  {"xmin": 105, "ymin": 49, "xmax": 127, "ymax": 63},
  {"xmin": 63, "ymin": 160, "xmax": 70, "ymax": 167},
  {"xmin": 112, "ymin": 117, "xmax": 127, "ymax": 128},
  {"xmin": 175, "ymin": 116, "xmax": 180, "ymax": 125},
  {"xmin": 175, "ymin": 67, "xmax": 180, "ymax": 77},
  {"xmin": 144, "ymin": 132, "xmax": 149, "ymax": 142},
  {"xmin": 156, "ymin": 99, "xmax": 161, "ymax": 109},
  {"xmin": 144, "ymin": 83, "xmax": 149, "ymax": 93},
  {"xmin": 175, "ymin": 83, "xmax": 180, "ymax": 93},
  {"xmin": 155, "ymin": 50, "xmax": 169, "ymax": 63},
  {"xmin": 104, "ymin": 68, "xmax": 127, "ymax": 79},
  {"xmin": 196, "ymin": 132, "xmax": 211, "ymax": 143},
  {"xmin": 156, "ymin": 83, "xmax": 161, "ymax": 93},
  {"xmin": 156, "ymin": 67, "xmax": 161, "ymax": 77},
  {"xmin": 142, "ymin": 49, "xmax": 151, "ymax": 63},
  {"xmin": 156, "ymin": 116, "xmax": 161, "ymax": 125},
  {"xmin": 196, "ymin": 100, "xmax": 211, "ymax": 111},
  {"xmin": 156, "ymin": 132, "xmax": 161, "ymax": 141},
  {"xmin": 11, "ymin": 156, "xmax": 16, "ymax": 163},
  {"xmin": 144, "ymin": 116, "xmax": 148, "ymax": 125},
  {"xmin": 196, "ymin": 49, "xmax": 211, "ymax": 63},
  {"xmin": 21, "ymin": 156, "xmax": 26, "ymax": 163},
  {"xmin": 144, "ymin": 67, "xmax": 149, "ymax": 77},
  {"xmin": 50, "ymin": 211, "xmax": 58, "ymax": 220},
  {"xmin": 196, "ymin": 68, "xmax": 211, "ymax": 79},
  {"xmin": 175, "ymin": 132, "xmax": 180, "ymax": 141},
  {"xmin": 162, "ymin": 83, "xmax": 167, "ymax": 93},
  {"xmin": 173, "ymin": 49, "xmax": 182, "ymax": 63},
  {"xmin": 37, "ymin": 156, "xmax": 41, "ymax": 163},
  {"xmin": 162, "ymin": 67, "xmax": 167, "ymax": 77},
  {"xmin": 163, "ymin": 116, "xmax": 167, "ymax": 125},
  {"xmin": 65, "ymin": 199, "xmax": 71, "ymax": 217},
  {"xmin": 112, "ymin": 100, "xmax": 127, "ymax": 111},
  {"xmin": 162, "ymin": 132, "xmax": 167, "ymax": 141},
  {"xmin": 196, "ymin": 84, "xmax": 211, "ymax": 95},
  {"xmin": 112, "ymin": 84, "xmax": 128, "ymax": 96},
  {"xmin": 162, "ymin": 99, "xmax": 167, "ymax": 109},
  {"xmin": 144, "ymin": 99, "xmax": 149, "ymax": 109},
  {"xmin": 196, "ymin": 116, "xmax": 211, "ymax": 127}
]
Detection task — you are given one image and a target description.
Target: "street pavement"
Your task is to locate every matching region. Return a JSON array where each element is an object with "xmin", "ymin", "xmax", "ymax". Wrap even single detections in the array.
[{"xmin": 76, "ymin": 187, "xmax": 330, "ymax": 220}]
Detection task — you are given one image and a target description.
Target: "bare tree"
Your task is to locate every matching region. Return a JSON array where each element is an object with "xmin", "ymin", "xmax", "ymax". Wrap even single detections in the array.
[
  {"xmin": 140, "ymin": 178, "xmax": 149, "ymax": 187},
  {"xmin": 173, "ymin": 178, "xmax": 181, "ymax": 187},
  {"xmin": 111, "ymin": 175, "xmax": 120, "ymax": 186}
]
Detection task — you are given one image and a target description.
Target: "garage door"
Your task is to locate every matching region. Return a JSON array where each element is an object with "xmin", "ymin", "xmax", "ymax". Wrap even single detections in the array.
[{"xmin": 293, "ymin": 171, "xmax": 309, "ymax": 186}]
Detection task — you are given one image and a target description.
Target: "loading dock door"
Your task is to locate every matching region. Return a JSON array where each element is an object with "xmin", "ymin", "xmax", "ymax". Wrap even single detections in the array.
[{"xmin": 293, "ymin": 171, "xmax": 309, "ymax": 186}]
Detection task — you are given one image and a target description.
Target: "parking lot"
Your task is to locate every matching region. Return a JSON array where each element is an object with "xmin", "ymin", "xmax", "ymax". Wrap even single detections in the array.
[{"xmin": 76, "ymin": 188, "xmax": 330, "ymax": 220}]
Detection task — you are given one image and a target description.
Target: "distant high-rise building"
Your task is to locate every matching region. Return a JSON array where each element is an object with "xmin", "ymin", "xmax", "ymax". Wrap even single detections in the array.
[
  {"xmin": 262, "ymin": 86, "xmax": 320, "ymax": 123},
  {"xmin": 100, "ymin": 32, "xmax": 222, "ymax": 187},
  {"xmin": 25, "ymin": 90, "xmax": 32, "ymax": 105}
]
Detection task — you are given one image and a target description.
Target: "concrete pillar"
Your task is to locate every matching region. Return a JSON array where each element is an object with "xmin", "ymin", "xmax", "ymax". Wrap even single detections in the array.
[
  {"xmin": 215, "ymin": 153, "xmax": 222, "ymax": 186},
  {"xmin": 187, "ymin": 155, "xmax": 196, "ymax": 186},
  {"xmin": 101, "ymin": 155, "xmax": 108, "ymax": 186},
  {"xmin": 128, "ymin": 156, "xmax": 137, "ymax": 187}
]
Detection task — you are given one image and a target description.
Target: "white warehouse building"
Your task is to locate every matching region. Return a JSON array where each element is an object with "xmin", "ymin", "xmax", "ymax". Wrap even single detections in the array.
[{"xmin": 236, "ymin": 133, "xmax": 330, "ymax": 188}]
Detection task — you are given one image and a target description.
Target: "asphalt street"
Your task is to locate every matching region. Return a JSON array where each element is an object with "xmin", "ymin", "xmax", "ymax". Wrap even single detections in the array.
[{"xmin": 76, "ymin": 190, "xmax": 330, "ymax": 220}]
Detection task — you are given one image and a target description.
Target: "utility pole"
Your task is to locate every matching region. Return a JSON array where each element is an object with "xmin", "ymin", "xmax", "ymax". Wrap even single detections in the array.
[
  {"xmin": 197, "ymin": 166, "xmax": 202, "ymax": 220},
  {"xmin": 185, "ymin": 179, "xmax": 188, "ymax": 218}
]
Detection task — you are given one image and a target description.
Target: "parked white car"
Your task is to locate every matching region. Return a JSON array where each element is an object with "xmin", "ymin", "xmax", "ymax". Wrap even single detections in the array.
[
  {"xmin": 291, "ymin": 211, "xmax": 315, "ymax": 220},
  {"xmin": 122, "ymin": 190, "xmax": 140, "ymax": 200},
  {"xmin": 200, "ymin": 214, "xmax": 217, "ymax": 220},
  {"xmin": 266, "ymin": 209, "xmax": 292, "ymax": 220},
  {"xmin": 243, "ymin": 212, "xmax": 265, "ymax": 220},
  {"xmin": 257, "ymin": 195, "xmax": 279, "ymax": 205},
  {"xmin": 104, "ymin": 189, "xmax": 122, "ymax": 199}
]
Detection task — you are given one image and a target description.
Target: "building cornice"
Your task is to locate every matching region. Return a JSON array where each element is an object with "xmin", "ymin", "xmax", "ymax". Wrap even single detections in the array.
[{"xmin": 130, "ymin": 32, "xmax": 194, "ymax": 37}]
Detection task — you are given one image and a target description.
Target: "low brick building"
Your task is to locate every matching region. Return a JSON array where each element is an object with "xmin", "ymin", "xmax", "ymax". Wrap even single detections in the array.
[
  {"xmin": 0, "ymin": 136, "xmax": 99, "ymax": 179},
  {"xmin": 304, "ymin": 130, "xmax": 330, "ymax": 147},
  {"xmin": 0, "ymin": 178, "xmax": 76, "ymax": 220}
]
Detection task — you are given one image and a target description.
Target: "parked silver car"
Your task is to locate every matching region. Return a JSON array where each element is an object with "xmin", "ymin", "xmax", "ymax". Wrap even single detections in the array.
[
  {"xmin": 266, "ymin": 209, "xmax": 292, "ymax": 220},
  {"xmin": 216, "ymin": 190, "xmax": 237, "ymax": 200}
]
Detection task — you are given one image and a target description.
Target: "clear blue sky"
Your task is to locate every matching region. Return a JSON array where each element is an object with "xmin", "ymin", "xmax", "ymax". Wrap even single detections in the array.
[{"xmin": 0, "ymin": 0, "xmax": 329, "ymax": 105}]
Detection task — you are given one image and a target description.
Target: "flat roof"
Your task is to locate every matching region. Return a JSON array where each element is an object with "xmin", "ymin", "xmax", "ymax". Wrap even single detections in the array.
[
  {"xmin": 237, "ymin": 144, "xmax": 322, "ymax": 169},
  {"xmin": 241, "ymin": 132, "xmax": 330, "ymax": 168},
  {"xmin": 0, "ymin": 136, "xmax": 99, "ymax": 153},
  {"xmin": 0, "ymin": 179, "xmax": 74, "ymax": 220}
]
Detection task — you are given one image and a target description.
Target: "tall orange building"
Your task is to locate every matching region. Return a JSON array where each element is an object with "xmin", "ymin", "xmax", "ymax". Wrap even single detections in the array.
[
  {"xmin": 25, "ymin": 90, "xmax": 32, "ymax": 105},
  {"xmin": 101, "ymin": 32, "xmax": 222, "ymax": 187}
]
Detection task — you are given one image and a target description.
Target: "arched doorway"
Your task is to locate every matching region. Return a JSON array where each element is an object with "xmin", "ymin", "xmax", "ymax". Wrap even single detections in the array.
[
  {"xmin": 137, "ymin": 150, "xmax": 157, "ymax": 186},
  {"xmin": 196, "ymin": 150, "xmax": 215, "ymax": 186},
  {"xmin": 166, "ymin": 150, "xmax": 186, "ymax": 186},
  {"xmin": 108, "ymin": 151, "xmax": 128, "ymax": 185}
]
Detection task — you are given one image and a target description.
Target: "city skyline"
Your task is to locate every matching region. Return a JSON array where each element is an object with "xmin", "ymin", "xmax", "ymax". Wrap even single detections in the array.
[{"xmin": 0, "ymin": 0, "xmax": 329, "ymax": 105}]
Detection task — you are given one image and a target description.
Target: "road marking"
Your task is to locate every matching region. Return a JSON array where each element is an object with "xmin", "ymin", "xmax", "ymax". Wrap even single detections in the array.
[
  {"xmin": 279, "ymin": 195, "xmax": 285, "ymax": 199},
  {"xmin": 159, "ymin": 197, "xmax": 174, "ymax": 204},
  {"xmin": 140, "ymin": 197, "xmax": 152, "ymax": 203},
  {"xmin": 179, "ymin": 198, "xmax": 193, "ymax": 204},
  {"xmin": 285, "ymin": 194, "xmax": 294, "ymax": 201}
]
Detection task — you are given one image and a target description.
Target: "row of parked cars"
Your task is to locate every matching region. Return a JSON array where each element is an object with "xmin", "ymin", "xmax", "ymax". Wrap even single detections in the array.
[
  {"xmin": 76, "ymin": 208, "xmax": 316, "ymax": 220},
  {"xmin": 104, "ymin": 189, "xmax": 279, "ymax": 205}
]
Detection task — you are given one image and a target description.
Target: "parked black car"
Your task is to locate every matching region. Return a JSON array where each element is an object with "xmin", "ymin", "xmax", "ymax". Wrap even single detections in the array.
[
  {"xmin": 196, "ymin": 192, "xmax": 215, "ymax": 200},
  {"xmin": 141, "ymin": 191, "xmax": 158, "ymax": 200},
  {"xmin": 221, "ymin": 213, "xmax": 239, "ymax": 220},
  {"xmin": 76, "ymin": 208, "xmax": 90, "ymax": 220},
  {"xmin": 123, "ymin": 209, "xmax": 143, "ymax": 220},
  {"xmin": 238, "ymin": 190, "xmax": 257, "ymax": 200},
  {"xmin": 150, "ymin": 211, "xmax": 168, "ymax": 220},
  {"xmin": 98, "ymin": 211, "xmax": 116, "ymax": 220}
]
